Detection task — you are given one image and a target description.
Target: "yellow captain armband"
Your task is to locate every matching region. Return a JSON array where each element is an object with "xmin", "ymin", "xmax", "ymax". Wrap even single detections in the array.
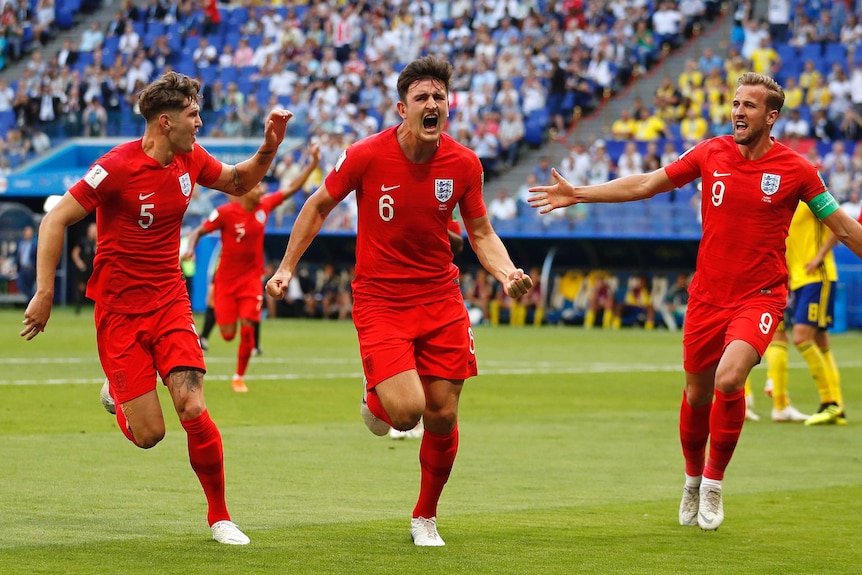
[{"xmin": 807, "ymin": 191, "xmax": 840, "ymax": 220}]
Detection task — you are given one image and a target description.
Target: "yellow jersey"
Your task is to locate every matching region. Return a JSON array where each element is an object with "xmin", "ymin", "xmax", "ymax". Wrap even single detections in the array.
[{"xmin": 785, "ymin": 202, "xmax": 837, "ymax": 291}]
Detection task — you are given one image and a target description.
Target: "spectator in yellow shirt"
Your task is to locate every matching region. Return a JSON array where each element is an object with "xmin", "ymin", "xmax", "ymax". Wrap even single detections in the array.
[
  {"xmin": 678, "ymin": 59, "xmax": 704, "ymax": 99},
  {"xmin": 749, "ymin": 36, "xmax": 781, "ymax": 75},
  {"xmin": 611, "ymin": 109, "xmax": 638, "ymax": 140},
  {"xmin": 680, "ymin": 107, "xmax": 709, "ymax": 141},
  {"xmin": 798, "ymin": 59, "xmax": 822, "ymax": 93},
  {"xmin": 635, "ymin": 107, "xmax": 673, "ymax": 141},
  {"xmin": 782, "ymin": 76, "xmax": 804, "ymax": 110}
]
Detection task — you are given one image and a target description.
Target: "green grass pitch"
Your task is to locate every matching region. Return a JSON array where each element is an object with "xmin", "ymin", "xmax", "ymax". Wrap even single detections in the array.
[{"xmin": 1, "ymin": 308, "xmax": 861, "ymax": 574}]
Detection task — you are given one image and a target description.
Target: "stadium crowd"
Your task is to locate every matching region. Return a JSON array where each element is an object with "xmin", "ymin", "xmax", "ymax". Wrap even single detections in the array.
[
  {"xmin": 0, "ymin": 0, "xmax": 724, "ymax": 178},
  {"xmin": 5, "ymin": 0, "xmax": 862, "ymax": 328}
]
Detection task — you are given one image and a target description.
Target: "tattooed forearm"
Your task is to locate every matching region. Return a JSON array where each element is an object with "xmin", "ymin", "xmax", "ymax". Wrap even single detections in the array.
[{"xmin": 231, "ymin": 165, "xmax": 249, "ymax": 195}]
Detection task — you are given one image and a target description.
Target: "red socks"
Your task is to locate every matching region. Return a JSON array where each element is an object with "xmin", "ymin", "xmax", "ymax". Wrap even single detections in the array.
[
  {"xmin": 236, "ymin": 323, "xmax": 255, "ymax": 377},
  {"xmin": 679, "ymin": 391, "xmax": 711, "ymax": 477},
  {"xmin": 181, "ymin": 410, "xmax": 230, "ymax": 526},
  {"xmin": 413, "ymin": 425, "xmax": 459, "ymax": 519},
  {"xmin": 679, "ymin": 388, "xmax": 745, "ymax": 481},
  {"xmin": 703, "ymin": 388, "xmax": 745, "ymax": 481}
]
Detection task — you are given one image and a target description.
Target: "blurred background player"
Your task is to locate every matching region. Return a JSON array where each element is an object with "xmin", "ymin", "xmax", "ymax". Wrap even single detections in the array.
[
  {"xmin": 70, "ymin": 221, "xmax": 97, "ymax": 315},
  {"xmin": 183, "ymin": 142, "xmax": 320, "ymax": 392},
  {"xmin": 761, "ymin": 309, "xmax": 809, "ymax": 422},
  {"xmin": 769, "ymin": 202, "xmax": 846, "ymax": 425}
]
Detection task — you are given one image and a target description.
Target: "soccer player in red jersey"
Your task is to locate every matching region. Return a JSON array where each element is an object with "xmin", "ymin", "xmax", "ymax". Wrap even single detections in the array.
[
  {"xmin": 528, "ymin": 72, "xmax": 862, "ymax": 531},
  {"xmin": 182, "ymin": 142, "xmax": 321, "ymax": 393},
  {"xmin": 20, "ymin": 71, "xmax": 293, "ymax": 545},
  {"xmin": 266, "ymin": 56, "xmax": 533, "ymax": 546}
]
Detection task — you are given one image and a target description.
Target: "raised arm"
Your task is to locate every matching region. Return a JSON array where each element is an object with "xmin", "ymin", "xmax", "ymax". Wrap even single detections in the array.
[
  {"xmin": 463, "ymin": 213, "xmax": 532, "ymax": 298},
  {"xmin": 181, "ymin": 222, "xmax": 211, "ymax": 261},
  {"xmin": 20, "ymin": 193, "xmax": 90, "ymax": 340},
  {"xmin": 528, "ymin": 166, "xmax": 677, "ymax": 214},
  {"xmin": 209, "ymin": 109, "xmax": 293, "ymax": 196},
  {"xmin": 265, "ymin": 183, "xmax": 340, "ymax": 299},
  {"xmin": 276, "ymin": 141, "xmax": 321, "ymax": 204}
]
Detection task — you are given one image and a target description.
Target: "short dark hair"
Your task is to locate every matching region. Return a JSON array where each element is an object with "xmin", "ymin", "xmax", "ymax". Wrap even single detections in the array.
[
  {"xmin": 396, "ymin": 56, "xmax": 452, "ymax": 103},
  {"xmin": 137, "ymin": 71, "xmax": 201, "ymax": 122}
]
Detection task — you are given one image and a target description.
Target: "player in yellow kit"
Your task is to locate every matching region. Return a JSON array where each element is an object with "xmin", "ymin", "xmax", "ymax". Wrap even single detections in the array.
[{"xmin": 767, "ymin": 202, "xmax": 846, "ymax": 425}]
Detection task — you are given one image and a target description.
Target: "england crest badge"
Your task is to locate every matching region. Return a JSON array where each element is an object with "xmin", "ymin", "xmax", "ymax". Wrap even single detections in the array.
[
  {"xmin": 761, "ymin": 173, "xmax": 781, "ymax": 196},
  {"xmin": 435, "ymin": 179, "xmax": 454, "ymax": 202},
  {"xmin": 179, "ymin": 173, "xmax": 192, "ymax": 197}
]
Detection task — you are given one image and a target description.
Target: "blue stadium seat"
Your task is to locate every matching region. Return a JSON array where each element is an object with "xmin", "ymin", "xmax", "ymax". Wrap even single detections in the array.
[
  {"xmin": 75, "ymin": 50, "xmax": 94, "ymax": 72},
  {"xmin": 56, "ymin": 9, "xmax": 75, "ymax": 30},
  {"xmin": 219, "ymin": 66, "xmax": 239, "ymax": 85},
  {"xmin": 799, "ymin": 43, "xmax": 823, "ymax": 66},
  {"xmin": 59, "ymin": 0, "xmax": 82, "ymax": 11},
  {"xmin": 0, "ymin": 110, "xmax": 16, "ymax": 135},
  {"xmin": 775, "ymin": 42, "xmax": 797, "ymax": 63},
  {"xmin": 227, "ymin": 6, "xmax": 250, "ymax": 26},
  {"xmin": 223, "ymin": 30, "xmax": 242, "ymax": 50},
  {"xmin": 492, "ymin": 218, "xmax": 520, "ymax": 236},
  {"xmin": 197, "ymin": 66, "xmax": 218, "ymax": 86},
  {"xmin": 245, "ymin": 33, "xmax": 262, "ymax": 50}
]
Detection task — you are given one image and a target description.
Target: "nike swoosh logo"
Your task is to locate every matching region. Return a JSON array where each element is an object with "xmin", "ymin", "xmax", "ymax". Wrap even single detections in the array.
[
  {"xmin": 698, "ymin": 513, "xmax": 714, "ymax": 524},
  {"xmin": 139, "ymin": 192, "xmax": 155, "ymax": 200},
  {"xmin": 713, "ymin": 170, "xmax": 731, "ymax": 177},
  {"xmin": 380, "ymin": 184, "xmax": 400, "ymax": 192}
]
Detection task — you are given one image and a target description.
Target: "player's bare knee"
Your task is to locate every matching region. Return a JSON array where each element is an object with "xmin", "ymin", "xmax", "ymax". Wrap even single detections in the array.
[
  {"xmin": 175, "ymin": 397, "xmax": 206, "ymax": 421},
  {"xmin": 423, "ymin": 405, "xmax": 458, "ymax": 430},
  {"xmin": 713, "ymin": 370, "xmax": 746, "ymax": 394},
  {"xmin": 391, "ymin": 409, "xmax": 424, "ymax": 431},
  {"xmin": 133, "ymin": 427, "xmax": 166, "ymax": 449}
]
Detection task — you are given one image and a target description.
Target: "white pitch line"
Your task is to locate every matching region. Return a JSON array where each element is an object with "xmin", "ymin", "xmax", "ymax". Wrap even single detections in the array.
[{"xmin": 5, "ymin": 359, "xmax": 862, "ymax": 386}]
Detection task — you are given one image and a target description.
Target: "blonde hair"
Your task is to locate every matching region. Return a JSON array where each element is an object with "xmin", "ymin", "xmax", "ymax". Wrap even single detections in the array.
[{"xmin": 737, "ymin": 72, "xmax": 785, "ymax": 112}]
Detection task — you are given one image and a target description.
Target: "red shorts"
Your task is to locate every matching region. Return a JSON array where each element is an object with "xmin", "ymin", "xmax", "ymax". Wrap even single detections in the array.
[
  {"xmin": 94, "ymin": 297, "xmax": 205, "ymax": 404},
  {"xmin": 213, "ymin": 277, "xmax": 263, "ymax": 326},
  {"xmin": 352, "ymin": 294, "xmax": 477, "ymax": 387},
  {"xmin": 682, "ymin": 293, "xmax": 785, "ymax": 373}
]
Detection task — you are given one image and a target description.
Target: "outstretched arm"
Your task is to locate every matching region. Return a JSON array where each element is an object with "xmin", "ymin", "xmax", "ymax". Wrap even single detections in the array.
[
  {"xmin": 181, "ymin": 223, "xmax": 210, "ymax": 261},
  {"xmin": 20, "ymin": 193, "xmax": 89, "ymax": 340},
  {"xmin": 528, "ymin": 167, "xmax": 677, "ymax": 214},
  {"xmin": 276, "ymin": 141, "xmax": 321, "ymax": 205},
  {"xmin": 823, "ymin": 208, "xmax": 862, "ymax": 260},
  {"xmin": 210, "ymin": 109, "xmax": 293, "ymax": 196}
]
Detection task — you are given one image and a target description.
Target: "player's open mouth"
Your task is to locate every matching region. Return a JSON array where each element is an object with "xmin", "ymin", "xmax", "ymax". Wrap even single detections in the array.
[{"xmin": 423, "ymin": 115, "xmax": 439, "ymax": 129}]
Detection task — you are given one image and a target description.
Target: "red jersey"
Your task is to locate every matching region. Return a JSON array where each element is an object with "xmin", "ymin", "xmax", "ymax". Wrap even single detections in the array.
[
  {"xmin": 70, "ymin": 140, "xmax": 222, "ymax": 313},
  {"xmin": 325, "ymin": 126, "xmax": 486, "ymax": 305},
  {"xmin": 203, "ymin": 192, "xmax": 282, "ymax": 292},
  {"xmin": 664, "ymin": 136, "xmax": 827, "ymax": 307}
]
